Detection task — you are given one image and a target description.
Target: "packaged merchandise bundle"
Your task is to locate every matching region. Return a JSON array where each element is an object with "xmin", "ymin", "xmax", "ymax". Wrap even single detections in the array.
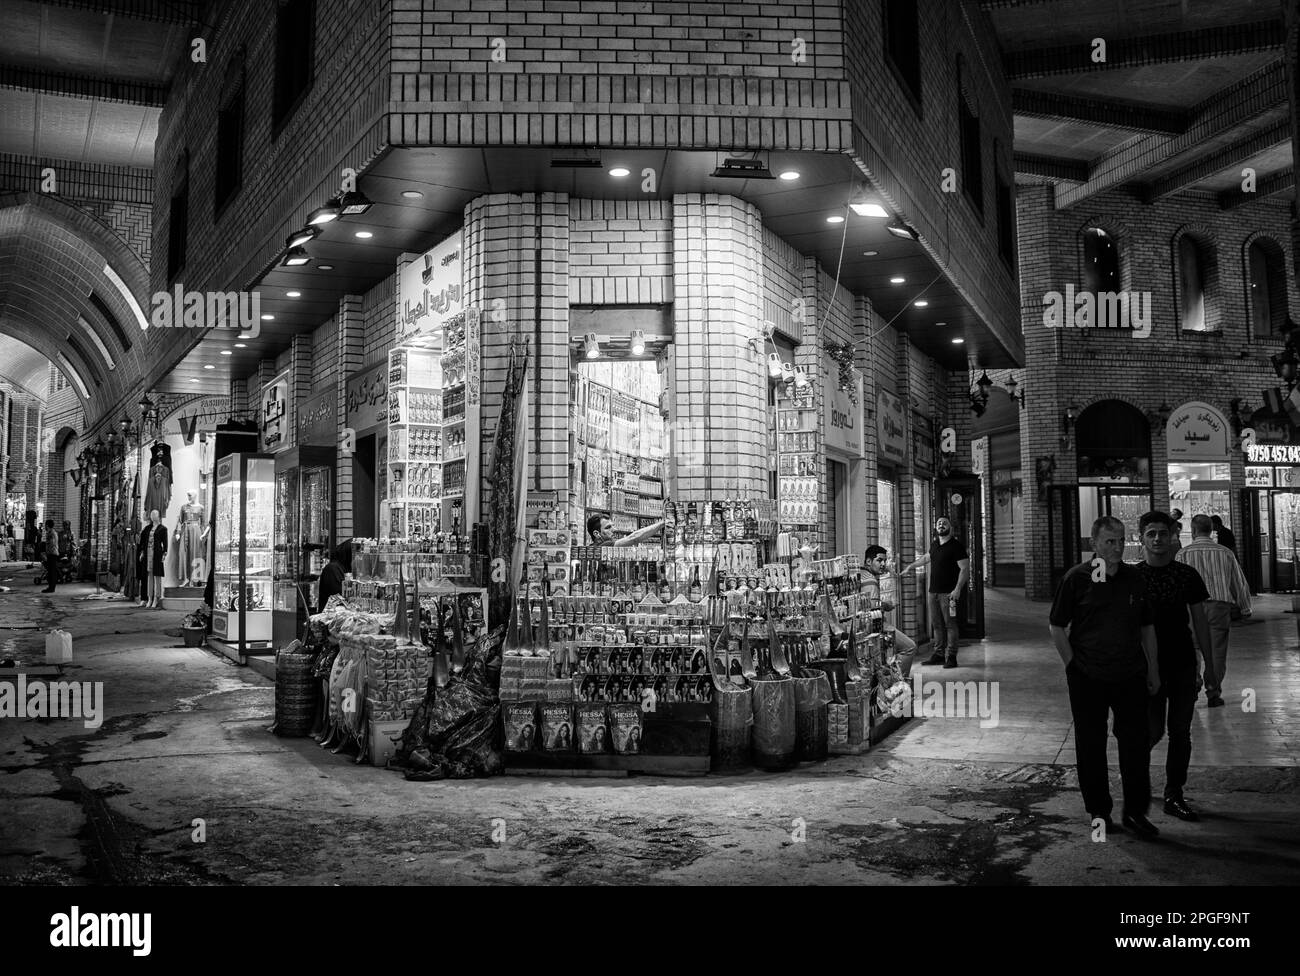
[
  {"xmin": 828, "ymin": 703, "xmax": 850, "ymax": 746},
  {"xmin": 363, "ymin": 637, "xmax": 432, "ymax": 722},
  {"xmin": 506, "ymin": 700, "xmax": 643, "ymax": 755},
  {"xmin": 499, "ymin": 652, "xmax": 553, "ymax": 700}
]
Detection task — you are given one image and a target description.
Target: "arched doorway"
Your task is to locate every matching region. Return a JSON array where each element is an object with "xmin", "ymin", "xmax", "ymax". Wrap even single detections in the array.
[{"xmin": 1076, "ymin": 400, "xmax": 1152, "ymax": 560}]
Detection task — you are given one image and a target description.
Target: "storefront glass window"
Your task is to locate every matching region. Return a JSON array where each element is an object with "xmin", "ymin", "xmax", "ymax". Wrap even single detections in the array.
[
  {"xmin": 1167, "ymin": 462, "xmax": 1230, "ymax": 526},
  {"xmin": 912, "ymin": 477, "xmax": 931, "ymax": 634},
  {"xmin": 876, "ymin": 477, "xmax": 897, "ymax": 563}
]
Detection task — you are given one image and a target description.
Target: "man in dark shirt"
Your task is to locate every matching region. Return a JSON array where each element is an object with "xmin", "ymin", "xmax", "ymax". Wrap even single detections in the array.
[
  {"xmin": 1209, "ymin": 515, "xmax": 1236, "ymax": 560},
  {"xmin": 902, "ymin": 517, "xmax": 970, "ymax": 669},
  {"xmin": 1050, "ymin": 515, "xmax": 1160, "ymax": 837},
  {"xmin": 1136, "ymin": 511, "xmax": 1213, "ymax": 823}
]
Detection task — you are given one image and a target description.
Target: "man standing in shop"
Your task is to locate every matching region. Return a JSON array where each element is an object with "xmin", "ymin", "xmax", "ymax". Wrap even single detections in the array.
[
  {"xmin": 1050, "ymin": 516, "xmax": 1161, "ymax": 837},
  {"xmin": 40, "ymin": 518, "xmax": 60, "ymax": 593},
  {"xmin": 586, "ymin": 512, "xmax": 664, "ymax": 548},
  {"xmin": 1136, "ymin": 510, "xmax": 1214, "ymax": 824},
  {"xmin": 863, "ymin": 545, "xmax": 917, "ymax": 665},
  {"xmin": 1177, "ymin": 514, "xmax": 1251, "ymax": 709},
  {"xmin": 902, "ymin": 516, "xmax": 969, "ymax": 669}
]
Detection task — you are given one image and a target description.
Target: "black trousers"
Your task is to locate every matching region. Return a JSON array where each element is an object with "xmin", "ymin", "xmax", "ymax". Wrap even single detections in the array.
[
  {"xmin": 1066, "ymin": 662, "xmax": 1150, "ymax": 818},
  {"xmin": 1150, "ymin": 662, "xmax": 1199, "ymax": 800},
  {"xmin": 44, "ymin": 554, "xmax": 59, "ymax": 590}
]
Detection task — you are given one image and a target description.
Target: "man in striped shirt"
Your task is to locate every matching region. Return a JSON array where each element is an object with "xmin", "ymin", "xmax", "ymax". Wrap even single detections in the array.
[{"xmin": 1176, "ymin": 515, "xmax": 1252, "ymax": 708}]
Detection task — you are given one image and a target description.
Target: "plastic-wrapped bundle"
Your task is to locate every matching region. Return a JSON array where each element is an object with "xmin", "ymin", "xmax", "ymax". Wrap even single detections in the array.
[
  {"xmin": 749, "ymin": 677, "xmax": 796, "ymax": 770},
  {"xmin": 791, "ymin": 669, "xmax": 833, "ymax": 762},
  {"xmin": 711, "ymin": 683, "xmax": 753, "ymax": 772}
]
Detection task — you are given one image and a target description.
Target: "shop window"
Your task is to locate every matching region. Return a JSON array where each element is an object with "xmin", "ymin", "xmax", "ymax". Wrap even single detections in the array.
[
  {"xmin": 959, "ymin": 90, "xmax": 983, "ymax": 215},
  {"xmin": 883, "ymin": 0, "xmax": 922, "ymax": 109},
  {"xmin": 1246, "ymin": 237, "xmax": 1288, "ymax": 337},
  {"xmin": 214, "ymin": 65, "xmax": 246, "ymax": 218},
  {"xmin": 1082, "ymin": 227, "xmax": 1119, "ymax": 295},
  {"xmin": 166, "ymin": 153, "xmax": 188, "ymax": 283},
  {"xmin": 272, "ymin": 0, "xmax": 316, "ymax": 132}
]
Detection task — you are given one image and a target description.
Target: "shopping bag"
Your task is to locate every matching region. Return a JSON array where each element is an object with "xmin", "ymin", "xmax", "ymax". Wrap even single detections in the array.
[{"xmin": 45, "ymin": 629, "xmax": 73, "ymax": 663}]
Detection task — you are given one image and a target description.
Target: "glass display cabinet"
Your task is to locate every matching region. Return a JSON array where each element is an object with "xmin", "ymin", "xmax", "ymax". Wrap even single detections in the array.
[
  {"xmin": 210, "ymin": 452, "xmax": 275, "ymax": 662},
  {"xmin": 273, "ymin": 445, "xmax": 336, "ymax": 645}
]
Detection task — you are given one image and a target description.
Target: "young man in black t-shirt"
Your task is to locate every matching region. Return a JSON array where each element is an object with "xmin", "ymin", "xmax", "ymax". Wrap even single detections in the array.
[
  {"xmin": 1136, "ymin": 510, "xmax": 1213, "ymax": 823},
  {"xmin": 903, "ymin": 517, "xmax": 970, "ymax": 669},
  {"xmin": 1050, "ymin": 515, "xmax": 1161, "ymax": 837}
]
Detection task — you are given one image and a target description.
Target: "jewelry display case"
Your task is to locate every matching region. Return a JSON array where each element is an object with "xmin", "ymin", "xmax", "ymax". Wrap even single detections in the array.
[
  {"xmin": 273, "ymin": 445, "xmax": 336, "ymax": 646},
  {"xmin": 210, "ymin": 452, "xmax": 275, "ymax": 661}
]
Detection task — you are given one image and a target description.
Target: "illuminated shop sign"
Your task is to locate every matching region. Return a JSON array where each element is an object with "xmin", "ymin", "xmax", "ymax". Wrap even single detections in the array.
[{"xmin": 1245, "ymin": 444, "xmax": 1300, "ymax": 464}]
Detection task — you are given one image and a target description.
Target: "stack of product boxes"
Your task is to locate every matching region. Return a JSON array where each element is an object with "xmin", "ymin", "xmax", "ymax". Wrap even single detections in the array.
[{"xmin": 363, "ymin": 638, "xmax": 431, "ymax": 765}]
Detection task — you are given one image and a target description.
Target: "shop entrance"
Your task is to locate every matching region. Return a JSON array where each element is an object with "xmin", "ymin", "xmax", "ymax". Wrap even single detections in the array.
[
  {"xmin": 1264, "ymin": 490, "xmax": 1300, "ymax": 591},
  {"xmin": 1078, "ymin": 486, "xmax": 1152, "ymax": 561},
  {"xmin": 937, "ymin": 477, "xmax": 984, "ymax": 640},
  {"xmin": 353, "ymin": 433, "xmax": 376, "ymax": 538}
]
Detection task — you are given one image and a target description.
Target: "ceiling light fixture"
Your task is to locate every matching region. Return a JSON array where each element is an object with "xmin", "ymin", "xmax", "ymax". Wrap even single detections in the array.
[
  {"xmin": 886, "ymin": 221, "xmax": 920, "ymax": 240},
  {"xmin": 262, "ymin": 314, "xmax": 274, "ymax": 321},
  {"xmin": 584, "ymin": 333, "xmax": 600, "ymax": 359},
  {"xmin": 914, "ymin": 300, "xmax": 929, "ymax": 307},
  {"xmin": 220, "ymin": 349, "xmax": 232, "ymax": 356},
  {"xmin": 203, "ymin": 364, "xmax": 215, "ymax": 370},
  {"xmin": 339, "ymin": 191, "xmax": 373, "ymax": 215},
  {"xmin": 849, "ymin": 199, "xmax": 889, "ymax": 218},
  {"xmin": 609, "ymin": 167, "xmax": 630, "ymax": 178},
  {"xmin": 354, "ymin": 231, "xmax": 373, "ymax": 239},
  {"xmin": 890, "ymin": 276, "xmax": 905, "ymax": 284},
  {"xmin": 826, "ymin": 214, "xmax": 845, "ymax": 224},
  {"xmin": 235, "ymin": 343, "xmax": 247, "ymax": 348},
  {"xmin": 287, "ymin": 291, "xmax": 301, "ymax": 298},
  {"xmin": 550, "ymin": 154, "xmax": 603, "ymax": 169},
  {"xmin": 401, "ymin": 190, "xmax": 424, "ymax": 200},
  {"xmin": 710, "ymin": 157, "xmax": 775, "ymax": 180},
  {"xmin": 282, "ymin": 247, "xmax": 311, "ymax": 266},
  {"xmin": 307, "ymin": 196, "xmax": 342, "ymax": 225},
  {"xmin": 779, "ymin": 170, "xmax": 800, "ymax": 181},
  {"xmin": 863, "ymin": 250, "xmax": 878, "ymax": 257},
  {"xmin": 286, "ymin": 227, "xmax": 318, "ymax": 249},
  {"xmin": 318, "ymin": 264, "xmax": 334, "ymax": 271},
  {"xmin": 951, "ymin": 337, "xmax": 965, "ymax": 344},
  {"xmin": 630, "ymin": 329, "xmax": 646, "ymax": 356}
]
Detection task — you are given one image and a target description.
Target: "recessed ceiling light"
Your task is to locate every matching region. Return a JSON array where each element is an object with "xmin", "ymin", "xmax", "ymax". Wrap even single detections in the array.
[
  {"xmin": 203, "ymin": 364, "xmax": 215, "ymax": 370},
  {"xmin": 401, "ymin": 190, "xmax": 424, "ymax": 199},
  {"xmin": 890, "ymin": 276, "xmax": 905, "ymax": 284},
  {"xmin": 318, "ymin": 264, "xmax": 334, "ymax": 271},
  {"xmin": 951, "ymin": 337, "xmax": 965, "ymax": 344},
  {"xmin": 354, "ymin": 231, "xmax": 373, "ymax": 239},
  {"xmin": 261, "ymin": 314, "xmax": 274, "ymax": 321},
  {"xmin": 235, "ymin": 343, "xmax": 247, "ymax": 348},
  {"xmin": 914, "ymin": 300, "xmax": 928, "ymax": 307},
  {"xmin": 826, "ymin": 215, "xmax": 845, "ymax": 224},
  {"xmin": 287, "ymin": 291, "xmax": 301, "ymax": 298},
  {"xmin": 220, "ymin": 349, "xmax": 232, "ymax": 356},
  {"xmin": 778, "ymin": 170, "xmax": 800, "ymax": 181},
  {"xmin": 609, "ymin": 167, "xmax": 630, "ymax": 177},
  {"xmin": 190, "ymin": 378, "xmax": 199, "ymax": 383},
  {"xmin": 863, "ymin": 250, "xmax": 878, "ymax": 257}
]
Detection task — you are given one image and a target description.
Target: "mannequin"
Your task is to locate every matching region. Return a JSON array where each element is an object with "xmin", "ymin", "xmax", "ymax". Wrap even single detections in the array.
[
  {"xmin": 138, "ymin": 509, "xmax": 168, "ymax": 608},
  {"xmin": 175, "ymin": 489, "xmax": 209, "ymax": 586},
  {"xmin": 143, "ymin": 441, "xmax": 173, "ymax": 517}
]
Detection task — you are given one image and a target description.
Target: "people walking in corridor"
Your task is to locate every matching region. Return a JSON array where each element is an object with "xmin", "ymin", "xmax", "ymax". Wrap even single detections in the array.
[
  {"xmin": 40, "ymin": 518, "xmax": 60, "ymax": 593},
  {"xmin": 1177, "ymin": 514, "xmax": 1251, "ymax": 709},
  {"xmin": 902, "ymin": 516, "xmax": 969, "ymax": 669},
  {"xmin": 1136, "ymin": 511, "xmax": 1213, "ymax": 824},
  {"xmin": 1049, "ymin": 515, "xmax": 1160, "ymax": 837}
]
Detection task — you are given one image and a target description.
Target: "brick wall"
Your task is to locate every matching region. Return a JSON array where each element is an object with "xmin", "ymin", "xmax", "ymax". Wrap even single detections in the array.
[
  {"xmin": 568, "ymin": 199, "xmax": 671, "ymax": 305},
  {"xmin": 391, "ymin": 0, "xmax": 851, "ymax": 151},
  {"xmin": 1018, "ymin": 185, "xmax": 1297, "ymax": 598}
]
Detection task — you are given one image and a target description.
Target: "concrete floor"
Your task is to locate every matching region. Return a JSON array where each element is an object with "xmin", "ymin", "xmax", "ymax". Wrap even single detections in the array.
[{"xmin": 2, "ymin": 562, "xmax": 1297, "ymax": 885}]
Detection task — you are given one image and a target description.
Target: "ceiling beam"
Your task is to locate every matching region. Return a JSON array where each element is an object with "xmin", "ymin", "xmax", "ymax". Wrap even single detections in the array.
[
  {"xmin": 1055, "ymin": 62, "xmax": 1288, "ymax": 209},
  {"xmin": 979, "ymin": 1, "xmax": 1062, "ymax": 8},
  {"xmin": 1013, "ymin": 153, "xmax": 1089, "ymax": 182},
  {"xmin": 42, "ymin": 0, "xmax": 203, "ymax": 24},
  {"xmin": 1004, "ymin": 20, "xmax": 1284, "ymax": 81},
  {"xmin": 1140, "ymin": 120, "xmax": 1290, "ymax": 202},
  {"xmin": 0, "ymin": 66, "xmax": 166, "ymax": 107},
  {"xmin": 1217, "ymin": 166, "xmax": 1295, "ymax": 209},
  {"xmin": 1012, "ymin": 90, "xmax": 1188, "ymax": 135}
]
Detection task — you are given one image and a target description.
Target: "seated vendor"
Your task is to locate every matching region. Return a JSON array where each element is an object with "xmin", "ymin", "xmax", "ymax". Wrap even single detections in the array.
[
  {"xmin": 585, "ymin": 512, "xmax": 664, "ymax": 548},
  {"xmin": 316, "ymin": 538, "xmax": 353, "ymax": 609},
  {"xmin": 863, "ymin": 545, "xmax": 917, "ymax": 660}
]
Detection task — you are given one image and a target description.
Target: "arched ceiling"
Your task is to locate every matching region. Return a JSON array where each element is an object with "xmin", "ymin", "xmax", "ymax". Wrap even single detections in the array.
[
  {"xmin": 0, "ymin": 194, "xmax": 152, "ymax": 423},
  {"xmin": 0, "ymin": 333, "xmax": 52, "ymax": 400}
]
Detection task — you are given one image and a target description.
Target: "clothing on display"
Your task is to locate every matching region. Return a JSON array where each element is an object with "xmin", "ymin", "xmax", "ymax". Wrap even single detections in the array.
[
  {"xmin": 177, "ymin": 499, "xmax": 206, "ymax": 586},
  {"xmin": 143, "ymin": 463, "xmax": 172, "ymax": 516},
  {"xmin": 123, "ymin": 516, "xmax": 140, "ymax": 599},
  {"xmin": 138, "ymin": 522, "xmax": 169, "ymax": 578}
]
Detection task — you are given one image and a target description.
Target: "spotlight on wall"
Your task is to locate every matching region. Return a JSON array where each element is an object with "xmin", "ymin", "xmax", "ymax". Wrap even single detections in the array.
[
  {"xmin": 584, "ymin": 333, "xmax": 600, "ymax": 359},
  {"xmin": 886, "ymin": 222, "xmax": 919, "ymax": 241},
  {"xmin": 710, "ymin": 156, "xmax": 775, "ymax": 180},
  {"xmin": 307, "ymin": 196, "xmax": 342, "ymax": 225},
  {"xmin": 286, "ymin": 227, "xmax": 318, "ymax": 249},
  {"xmin": 630, "ymin": 330, "xmax": 646, "ymax": 356},
  {"xmin": 282, "ymin": 247, "xmax": 311, "ymax": 266},
  {"xmin": 849, "ymin": 195, "xmax": 888, "ymax": 218},
  {"xmin": 339, "ymin": 191, "xmax": 373, "ymax": 215}
]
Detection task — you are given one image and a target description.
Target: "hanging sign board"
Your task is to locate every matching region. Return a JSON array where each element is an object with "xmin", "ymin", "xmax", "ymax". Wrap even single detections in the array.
[
  {"xmin": 1166, "ymin": 401, "xmax": 1229, "ymax": 461},
  {"xmin": 971, "ymin": 436, "xmax": 989, "ymax": 476},
  {"xmin": 260, "ymin": 369, "xmax": 290, "ymax": 453},
  {"xmin": 1245, "ymin": 466, "xmax": 1273, "ymax": 488},
  {"xmin": 876, "ymin": 390, "xmax": 907, "ymax": 466},
  {"xmin": 823, "ymin": 361, "xmax": 863, "ymax": 458},
  {"xmin": 397, "ymin": 231, "xmax": 463, "ymax": 340},
  {"xmin": 297, "ymin": 389, "xmax": 336, "ymax": 447}
]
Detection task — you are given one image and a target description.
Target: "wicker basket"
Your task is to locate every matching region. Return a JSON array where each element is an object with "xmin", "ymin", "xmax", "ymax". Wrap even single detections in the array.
[{"xmin": 273, "ymin": 642, "xmax": 318, "ymax": 737}]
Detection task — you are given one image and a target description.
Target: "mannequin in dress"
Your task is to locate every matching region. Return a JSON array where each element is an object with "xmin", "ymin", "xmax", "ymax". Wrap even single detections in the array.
[
  {"xmin": 175, "ymin": 489, "xmax": 209, "ymax": 586},
  {"xmin": 138, "ymin": 509, "xmax": 168, "ymax": 608},
  {"xmin": 143, "ymin": 442, "xmax": 172, "ymax": 518}
]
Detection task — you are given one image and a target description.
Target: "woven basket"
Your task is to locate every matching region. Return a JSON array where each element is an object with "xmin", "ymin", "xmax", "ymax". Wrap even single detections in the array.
[{"xmin": 274, "ymin": 643, "xmax": 318, "ymax": 737}]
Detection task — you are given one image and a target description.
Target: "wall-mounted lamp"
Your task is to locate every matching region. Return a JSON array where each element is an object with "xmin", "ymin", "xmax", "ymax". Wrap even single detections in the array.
[
  {"xmin": 969, "ymin": 370, "xmax": 993, "ymax": 416},
  {"xmin": 1004, "ymin": 376, "xmax": 1026, "ymax": 408},
  {"xmin": 1145, "ymin": 401, "xmax": 1172, "ymax": 430},
  {"xmin": 1060, "ymin": 406, "xmax": 1078, "ymax": 447}
]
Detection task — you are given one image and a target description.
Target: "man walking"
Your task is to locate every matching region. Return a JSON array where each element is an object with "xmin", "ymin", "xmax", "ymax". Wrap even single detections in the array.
[
  {"xmin": 1177, "ymin": 514, "xmax": 1251, "ymax": 709},
  {"xmin": 1050, "ymin": 516, "xmax": 1160, "ymax": 837},
  {"xmin": 902, "ymin": 516, "xmax": 969, "ymax": 669},
  {"xmin": 1209, "ymin": 515, "xmax": 1237, "ymax": 560},
  {"xmin": 1136, "ymin": 511, "xmax": 1214, "ymax": 823},
  {"xmin": 41, "ymin": 518, "xmax": 60, "ymax": 594}
]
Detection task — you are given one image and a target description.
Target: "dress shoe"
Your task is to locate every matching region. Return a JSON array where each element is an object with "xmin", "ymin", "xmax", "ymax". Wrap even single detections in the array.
[
  {"xmin": 1121, "ymin": 813, "xmax": 1160, "ymax": 838},
  {"xmin": 1207, "ymin": 696, "xmax": 1225, "ymax": 708},
  {"xmin": 943, "ymin": 653, "xmax": 958, "ymax": 669},
  {"xmin": 40, "ymin": 587, "xmax": 54, "ymax": 593},
  {"xmin": 1163, "ymin": 797, "xmax": 1200, "ymax": 822},
  {"xmin": 924, "ymin": 651, "xmax": 946, "ymax": 666}
]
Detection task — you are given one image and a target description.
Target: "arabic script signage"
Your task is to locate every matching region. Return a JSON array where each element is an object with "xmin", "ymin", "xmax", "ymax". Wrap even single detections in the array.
[
  {"xmin": 877, "ymin": 390, "xmax": 907, "ymax": 466},
  {"xmin": 1166, "ymin": 401, "xmax": 1229, "ymax": 461},
  {"xmin": 397, "ymin": 231, "xmax": 463, "ymax": 340},
  {"xmin": 346, "ymin": 361, "xmax": 387, "ymax": 432}
]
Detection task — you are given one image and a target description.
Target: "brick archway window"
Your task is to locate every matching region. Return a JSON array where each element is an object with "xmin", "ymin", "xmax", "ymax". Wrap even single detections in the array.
[{"xmin": 1246, "ymin": 236, "xmax": 1288, "ymax": 337}]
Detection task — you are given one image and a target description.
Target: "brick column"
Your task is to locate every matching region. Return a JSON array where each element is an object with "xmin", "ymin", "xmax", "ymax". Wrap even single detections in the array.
[
  {"xmin": 335, "ymin": 296, "xmax": 365, "ymax": 540},
  {"xmin": 287, "ymin": 332, "xmax": 313, "ymax": 450},
  {"xmin": 670, "ymin": 193, "xmax": 768, "ymax": 501}
]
